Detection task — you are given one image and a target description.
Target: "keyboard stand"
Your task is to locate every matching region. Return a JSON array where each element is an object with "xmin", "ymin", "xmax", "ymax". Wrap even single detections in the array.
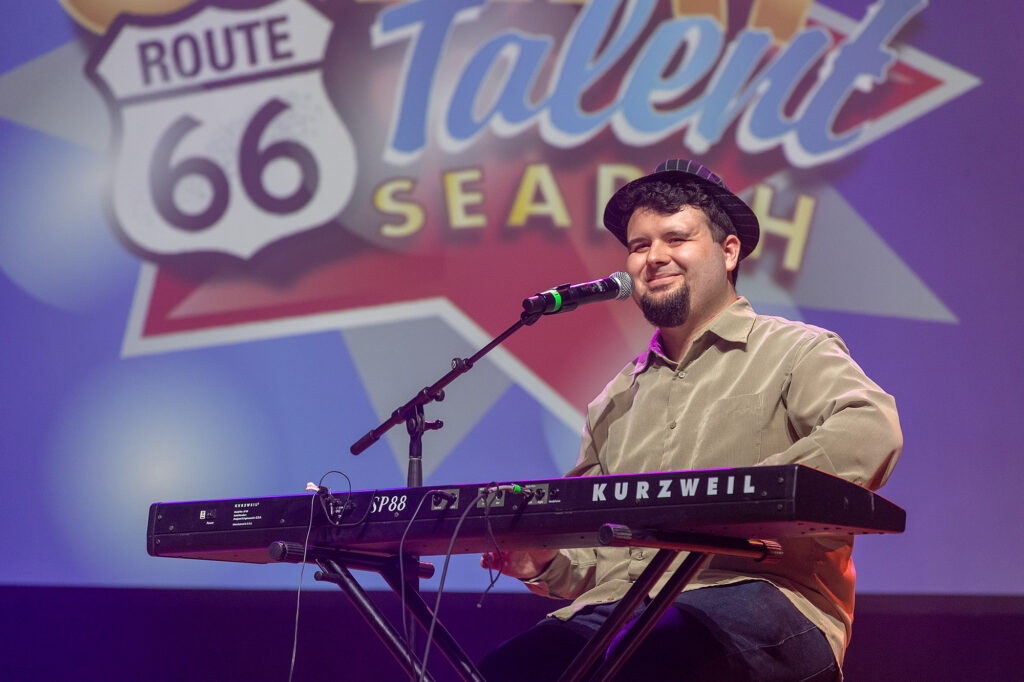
[
  {"xmin": 270, "ymin": 525, "xmax": 781, "ymax": 682},
  {"xmin": 269, "ymin": 541, "xmax": 486, "ymax": 682}
]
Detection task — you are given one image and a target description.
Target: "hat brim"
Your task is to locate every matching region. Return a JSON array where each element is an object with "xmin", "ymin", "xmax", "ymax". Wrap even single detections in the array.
[{"xmin": 603, "ymin": 169, "xmax": 760, "ymax": 260}]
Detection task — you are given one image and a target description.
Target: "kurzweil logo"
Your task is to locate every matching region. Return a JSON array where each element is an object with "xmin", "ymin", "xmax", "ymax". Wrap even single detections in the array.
[{"xmin": 592, "ymin": 475, "xmax": 757, "ymax": 503}]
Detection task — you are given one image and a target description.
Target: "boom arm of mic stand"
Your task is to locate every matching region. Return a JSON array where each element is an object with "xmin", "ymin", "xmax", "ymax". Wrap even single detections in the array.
[{"xmin": 349, "ymin": 310, "xmax": 543, "ymax": 461}]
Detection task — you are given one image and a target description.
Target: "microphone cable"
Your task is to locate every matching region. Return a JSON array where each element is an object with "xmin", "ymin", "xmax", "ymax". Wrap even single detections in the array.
[
  {"xmin": 477, "ymin": 490, "xmax": 505, "ymax": 608},
  {"xmin": 414, "ymin": 487, "xmax": 487, "ymax": 682},
  {"xmin": 416, "ymin": 484, "xmax": 533, "ymax": 682},
  {"xmin": 397, "ymin": 489, "xmax": 457, "ymax": 646},
  {"xmin": 287, "ymin": 469, "xmax": 372, "ymax": 682},
  {"xmin": 287, "ymin": 471, "xmax": 336, "ymax": 682},
  {"xmin": 316, "ymin": 471, "xmax": 378, "ymax": 529}
]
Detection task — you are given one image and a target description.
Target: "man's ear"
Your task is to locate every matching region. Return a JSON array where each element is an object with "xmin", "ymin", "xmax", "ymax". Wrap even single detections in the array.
[{"xmin": 722, "ymin": 234, "xmax": 741, "ymax": 273}]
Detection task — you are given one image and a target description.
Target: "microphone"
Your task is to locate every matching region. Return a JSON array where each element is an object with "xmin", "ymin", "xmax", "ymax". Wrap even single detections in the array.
[{"xmin": 522, "ymin": 272, "xmax": 633, "ymax": 316}]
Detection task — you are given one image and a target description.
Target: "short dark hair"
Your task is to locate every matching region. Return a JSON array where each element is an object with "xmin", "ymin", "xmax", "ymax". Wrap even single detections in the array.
[{"xmin": 613, "ymin": 179, "xmax": 740, "ymax": 285}]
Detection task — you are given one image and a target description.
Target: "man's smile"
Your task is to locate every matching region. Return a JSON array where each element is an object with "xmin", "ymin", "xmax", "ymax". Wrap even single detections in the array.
[{"xmin": 646, "ymin": 272, "xmax": 682, "ymax": 288}]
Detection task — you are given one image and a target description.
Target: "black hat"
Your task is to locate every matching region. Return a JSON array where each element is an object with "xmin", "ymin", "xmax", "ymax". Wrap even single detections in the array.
[{"xmin": 603, "ymin": 159, "xmax": 760, "ymax": 260}]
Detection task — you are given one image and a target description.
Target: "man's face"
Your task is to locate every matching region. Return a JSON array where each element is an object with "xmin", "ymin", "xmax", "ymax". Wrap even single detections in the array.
[{"xmin": 625, "ymin": 206, "xmax": 739, "ymax": 329}]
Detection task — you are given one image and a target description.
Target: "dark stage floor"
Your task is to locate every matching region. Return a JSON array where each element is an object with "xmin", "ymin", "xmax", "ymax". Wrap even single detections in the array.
[{"xmin": 2, "ymin": 586, "xmax": 1020, "ymax": 680}]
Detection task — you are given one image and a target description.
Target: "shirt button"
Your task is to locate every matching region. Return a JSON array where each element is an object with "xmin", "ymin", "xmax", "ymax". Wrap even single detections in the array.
[
  {"xmin": 675, "ymin": 370, "xmax": 686, "ymax": 379},
  {"xmin": 668, "ymin": 421, "xmax": 677, "ymax": 429}
]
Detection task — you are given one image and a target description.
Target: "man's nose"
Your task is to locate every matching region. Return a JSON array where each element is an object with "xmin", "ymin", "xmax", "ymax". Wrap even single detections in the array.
[{"xmin": 646, "ymin": 240, "xmax": 669, "ymax": 265}]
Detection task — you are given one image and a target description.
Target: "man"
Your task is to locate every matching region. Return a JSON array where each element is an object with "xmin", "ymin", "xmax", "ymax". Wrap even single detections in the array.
[{"xmin": 478, "ymin": 160, "xmax": 902, "ymax": 680}]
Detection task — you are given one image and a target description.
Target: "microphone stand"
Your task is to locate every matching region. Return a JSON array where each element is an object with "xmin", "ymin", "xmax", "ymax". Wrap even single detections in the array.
[
  {"xmin": 349, "ymin": 307, "xmax": 545, "ymax": 487},
  {"xmin": 342, "ymin": 287, "xmax": 585, "ymax": 679}
]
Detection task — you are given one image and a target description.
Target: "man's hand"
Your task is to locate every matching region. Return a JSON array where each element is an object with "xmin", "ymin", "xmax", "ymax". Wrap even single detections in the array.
[{"xmin": 480, "ymin": 549, "xmax": 559, "ymax": 580}]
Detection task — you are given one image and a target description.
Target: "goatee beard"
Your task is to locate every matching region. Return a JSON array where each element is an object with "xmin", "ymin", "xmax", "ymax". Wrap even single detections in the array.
[{"xmin": 641, "ymin": 283, "xmax": 690, "ymax": 328}]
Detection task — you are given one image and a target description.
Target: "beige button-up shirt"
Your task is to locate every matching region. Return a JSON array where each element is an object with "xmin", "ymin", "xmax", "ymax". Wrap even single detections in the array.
[{"xmin": 524, "ymin": 297, "xmax": 902, "ymax": 669}]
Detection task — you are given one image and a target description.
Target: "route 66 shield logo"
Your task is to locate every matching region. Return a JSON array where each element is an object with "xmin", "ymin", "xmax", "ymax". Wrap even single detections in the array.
[{"xmin": 86, "ymin": 0, "xmax": 355, "ymax": 259}]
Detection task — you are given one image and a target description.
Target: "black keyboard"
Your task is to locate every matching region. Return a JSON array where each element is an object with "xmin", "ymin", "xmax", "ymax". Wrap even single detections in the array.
[{"xmin": 147, "ymin": 464, "xmax": 905, "ymax": 563}]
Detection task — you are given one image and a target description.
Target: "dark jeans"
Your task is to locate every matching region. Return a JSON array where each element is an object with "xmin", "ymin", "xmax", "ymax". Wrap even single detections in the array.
[{"xmin": 478, "ymin": 581, "xmax": 838, "ymax": 681}]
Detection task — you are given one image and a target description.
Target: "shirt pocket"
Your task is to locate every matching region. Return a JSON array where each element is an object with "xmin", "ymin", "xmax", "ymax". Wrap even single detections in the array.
[{"xmin": 691, "ymin": 393, "xmax": 766, "ymax": 467}]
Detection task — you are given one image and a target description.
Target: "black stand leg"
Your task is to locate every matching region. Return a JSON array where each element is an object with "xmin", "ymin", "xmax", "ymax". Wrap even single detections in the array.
[
  {"xmin": 379, "ymin": 564, "xmax": 487, "ymax": 682},
  {"xmin": 557, "ymin": 525, "xmax": 783, "ymax": 682},
  {"xmin": 588, "ymin": 551, "xmax": 710, "ymax": 682},
  {"xmin": 558, "ymin": 548, "xmax": 679, "ymax": 682},
  {"xmin": 315, "ymin": 558, "xmax": 435, "ymax": 681}
]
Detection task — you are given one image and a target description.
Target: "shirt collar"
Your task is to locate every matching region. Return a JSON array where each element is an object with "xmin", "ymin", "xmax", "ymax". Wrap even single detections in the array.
[
  {"xmin": 706, "ymin": 296, "xmax": 756, "ymax": 345},
  {"xmin": 631, "ymin": 297, "xmax": 756, "ymax": 379}
]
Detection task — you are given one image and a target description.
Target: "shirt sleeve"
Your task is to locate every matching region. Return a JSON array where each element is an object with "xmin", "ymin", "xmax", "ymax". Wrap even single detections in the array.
[
  {"xmin": 521, "ymin": 548, "xmax": 598, "ymax": 600},
  {"xmin": 758, "ymin": 332, "xmax": 902, "ymax": 491}
]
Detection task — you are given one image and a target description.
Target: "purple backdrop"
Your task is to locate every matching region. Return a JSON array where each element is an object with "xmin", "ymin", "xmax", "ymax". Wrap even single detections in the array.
[{"xmin": 0, "ymin": 0, "xmax": 1021, "ymax": 604}]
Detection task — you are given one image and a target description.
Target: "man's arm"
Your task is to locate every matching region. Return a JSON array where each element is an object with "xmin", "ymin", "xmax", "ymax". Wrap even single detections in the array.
[
  {"xmin": 480, "ymin": 549, "xmax": 558, "ymax": 579},
  {"xmin": 759, "ymin": 333, "xmax": 902, "ymax": 490}
]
